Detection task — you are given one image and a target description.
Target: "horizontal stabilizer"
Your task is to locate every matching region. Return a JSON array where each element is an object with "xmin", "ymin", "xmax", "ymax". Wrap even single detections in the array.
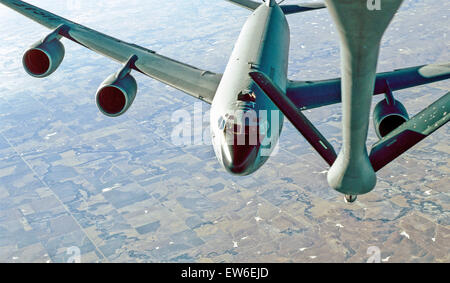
[
  {"xmin": 225, "ymin": 0, "xmax": 260, "ymax": 11},
  {"xmin": 249, "ymin": 71, "xmax": 337, "ymax": 166},
  {"xmin": 369, "ymin": 92, "xmax": 450, "ymax": 171},
  {"xmin": 281, "ymin": 3, "xmax": 326, "ymax": 14},
  {"xmin": 226, "ymin": 0, "xmax": 326, "ymax": 14}
]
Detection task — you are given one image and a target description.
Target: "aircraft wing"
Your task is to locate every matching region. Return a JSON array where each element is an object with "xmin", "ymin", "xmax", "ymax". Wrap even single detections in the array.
[
  {"xmin": 369, "ymin": 92, "xmax": 450, "ymax": 171},
  {"xmin": 250, "ymin": 71, "xmax": 449, "ymax": 171},
  {"xmin": 0, "ymin": 0, "xmax": 222, "ymax": 104},
  {"xmin": 286, "ymin": 63, "xmax": 450, "ymax": 110}
]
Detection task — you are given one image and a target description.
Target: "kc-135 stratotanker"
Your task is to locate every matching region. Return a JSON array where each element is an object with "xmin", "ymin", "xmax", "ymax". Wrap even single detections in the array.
[{"xmin": 1, "ymin": 0, "xmax": 449, "ymax": 203}]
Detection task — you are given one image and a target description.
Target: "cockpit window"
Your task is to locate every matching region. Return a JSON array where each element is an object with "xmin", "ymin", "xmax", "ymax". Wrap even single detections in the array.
[
  {"xmin": 225, "ymin": 115, "xmax": 258, "ymax": 135},
  {"xmin": 224, "ymin": 115, "xmax": 237, "ymax": 133},
  {"xmin": 220, "ymin": 111, "xmax": 262, "ymax": 146},
  {"xmin": 218, "ymin": 116, "xmax": 226, "ymax": 130}
]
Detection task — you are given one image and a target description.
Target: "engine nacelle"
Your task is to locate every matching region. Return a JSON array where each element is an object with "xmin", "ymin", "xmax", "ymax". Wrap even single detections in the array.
[
  {"xmin": 23, "ymin": 38, "xmax": 65, "ymax": 78},
  {"xmin": 96, "ymin": 73, "xmax": 137, "ymax": 117},
  {"xmin": 373, "ymin": 98, "xmax": 409, "ymax": 138}
]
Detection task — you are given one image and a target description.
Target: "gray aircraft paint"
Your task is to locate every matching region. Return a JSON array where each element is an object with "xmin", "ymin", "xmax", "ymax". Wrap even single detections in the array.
[
  {"xmin": 326, "ymin": 0, "xmax": 404, "ymax": 196},
  {"xmin": 211, "ymin": 1, "xmax": 289, "ymax": 175}
]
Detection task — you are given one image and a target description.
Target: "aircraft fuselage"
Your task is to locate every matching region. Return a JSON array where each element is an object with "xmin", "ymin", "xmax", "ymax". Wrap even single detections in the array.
[{"xmin": 211, "ymin": 3, "xmax": 289, "ymax": 175}]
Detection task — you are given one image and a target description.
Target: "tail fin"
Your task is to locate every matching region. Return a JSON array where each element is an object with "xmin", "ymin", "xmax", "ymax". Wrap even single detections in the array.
[{"xmin": 226, "ymin": 0, "xmax": 326, "ymax": 14}]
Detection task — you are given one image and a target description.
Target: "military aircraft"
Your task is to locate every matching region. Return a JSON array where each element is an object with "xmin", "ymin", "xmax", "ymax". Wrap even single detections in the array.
[{"xmin": 0, "ymin": 0, "xmax": 448, "ymax": 203}]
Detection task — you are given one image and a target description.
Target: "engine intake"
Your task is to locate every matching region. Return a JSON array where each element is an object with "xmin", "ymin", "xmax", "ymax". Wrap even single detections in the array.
[
  {"xmin": 96, "ymin": 73, "xmax": 137, "ymax": 117},
  {"xmin": 23, "ymin": 38, "xmax": 65, "ymax": 78},
  {"xmin": 373, "ymin": 98, "xmax": 409, "ymax": 139}
]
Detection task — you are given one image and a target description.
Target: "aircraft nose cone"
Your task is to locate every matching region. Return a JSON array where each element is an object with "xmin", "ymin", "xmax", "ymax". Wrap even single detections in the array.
[{"xmin": 221, "ymin": 144, "xmax": 258, "ymax": 175}]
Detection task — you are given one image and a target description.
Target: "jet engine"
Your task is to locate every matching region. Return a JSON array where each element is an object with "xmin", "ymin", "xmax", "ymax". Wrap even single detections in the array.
[
  {"xmin": 23, "ymin": 38, "xmax": 65, "ymax": 78},
  {"xmin": 373, "ymin": 98, "xmax": 409, "ymax": 138},
  {"xmin": 96, "ymin": 56, "xmax": 138, "ymax": 117}
]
